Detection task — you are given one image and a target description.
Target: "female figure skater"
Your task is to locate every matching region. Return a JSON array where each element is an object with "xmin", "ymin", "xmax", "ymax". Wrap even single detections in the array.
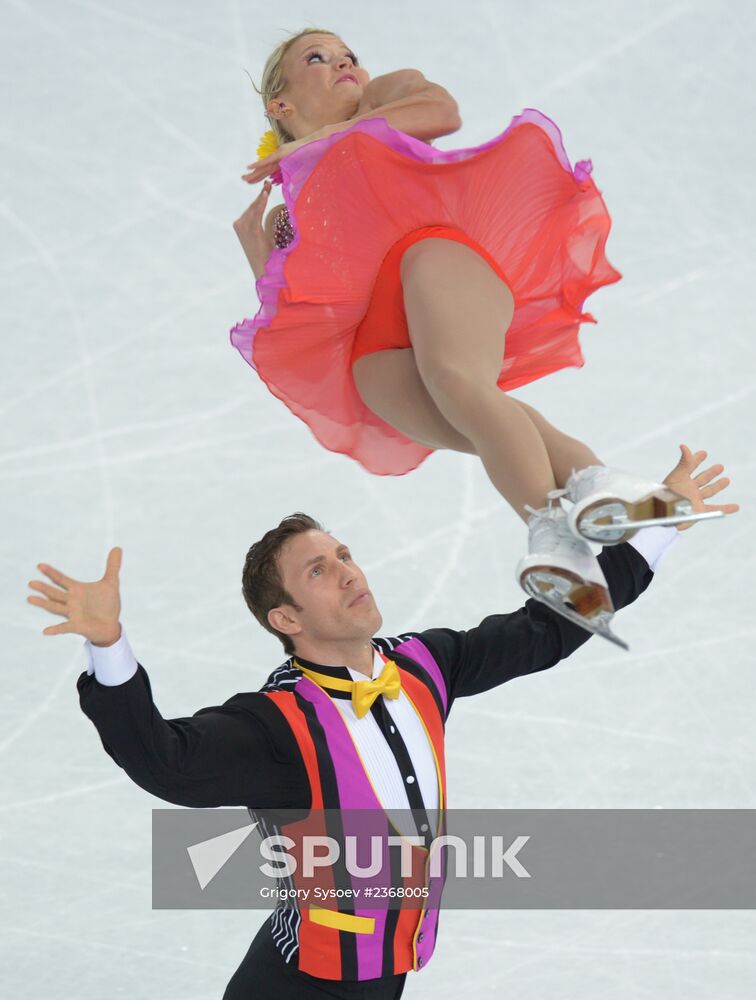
[{"xmin": 231, "ymin": 28, "xmax": 736, "ymax": 645}]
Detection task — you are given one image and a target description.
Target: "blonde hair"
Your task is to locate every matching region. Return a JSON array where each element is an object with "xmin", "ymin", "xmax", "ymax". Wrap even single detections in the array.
[{"xmin": 249, "ymin": 27, "xmax": 341, "ymax": 147}]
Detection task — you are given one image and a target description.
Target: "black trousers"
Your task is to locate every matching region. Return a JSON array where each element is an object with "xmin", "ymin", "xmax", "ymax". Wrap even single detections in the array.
[{"xmin": 223, "ymin": 916, "xmax": 408, "ymax": 1000}]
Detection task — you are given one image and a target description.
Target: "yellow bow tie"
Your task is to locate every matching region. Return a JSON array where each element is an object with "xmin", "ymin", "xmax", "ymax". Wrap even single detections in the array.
[
  {"xmin": 351, "ymin": 659, "xmax": 401, "ymax": 719},
  {"xmin": 297, "ymin": 657, "xmax": 402, "ymax": 719}
]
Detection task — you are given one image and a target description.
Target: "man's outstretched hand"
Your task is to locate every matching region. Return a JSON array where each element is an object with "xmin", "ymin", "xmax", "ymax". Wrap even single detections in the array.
[
  {"xmin": 663, "ymin": 444, "xmax": 740, "ymax": 530},
  {"xmin": 27, "ymin": 547, "xmax": 123, "ymax": 646}
]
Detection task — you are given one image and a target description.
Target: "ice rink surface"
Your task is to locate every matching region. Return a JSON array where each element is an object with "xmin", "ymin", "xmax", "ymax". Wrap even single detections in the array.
[{"xmin": 2, "ymin": 0, "xmax": 755, "ymax": 996}]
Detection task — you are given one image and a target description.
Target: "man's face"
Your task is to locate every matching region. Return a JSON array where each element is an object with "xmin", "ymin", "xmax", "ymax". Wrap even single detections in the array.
[{"xmin": 272, "ymin": 530, "xmax": 382, "ymax": 650}]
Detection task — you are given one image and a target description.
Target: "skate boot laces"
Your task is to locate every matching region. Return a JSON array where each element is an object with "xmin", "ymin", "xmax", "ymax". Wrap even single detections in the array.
[
  {"xmin": 564, "ymin": 466, "xmax": 607, "ymax": 502},
  {"xmin": 523, "ymin": 495, "xmax": 590, "ymax": 560}
]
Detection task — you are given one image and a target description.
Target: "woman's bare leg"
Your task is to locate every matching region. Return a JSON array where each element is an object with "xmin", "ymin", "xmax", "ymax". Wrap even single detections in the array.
[
  {"xmin": 352, "ymin": 355, "xmax": 602, "ymax": 504},
  {"xmin": 510, "ymin": 397, "xmax": 604, "ymax": 486},
  {"xmin": 351, "ymin": 246, "xmax": 604, "ymax": 515},
  {"xmin": 400, "ymin": 238, "xmax": 557, "ymax": 523},
  {"xmin": 352, "ymin": 349, "xmax": 476, "ymax": 453}
]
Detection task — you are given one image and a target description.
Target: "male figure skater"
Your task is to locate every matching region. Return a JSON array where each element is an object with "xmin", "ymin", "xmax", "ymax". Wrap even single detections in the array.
[{"xmin": 27, "ymin": 446, "xmax": 736, "ymax": 999}]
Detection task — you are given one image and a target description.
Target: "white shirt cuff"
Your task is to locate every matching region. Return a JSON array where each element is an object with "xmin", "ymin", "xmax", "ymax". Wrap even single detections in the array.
[
  {"xmin": 627, "ymin": 525, "xmax": 681, "ymax": 572},
  {"xmin": 85, "ymin": 627, "xmax": 138, "ymax": 686}
]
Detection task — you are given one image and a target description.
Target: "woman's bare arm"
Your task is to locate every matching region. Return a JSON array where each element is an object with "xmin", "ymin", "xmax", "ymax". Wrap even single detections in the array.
[
  {"xmin": 335, "ymin": 68, "xmax": 462, "ymax": 144},
  {"xmin": 358, "ymin": 70, "xmax": 459, "ymax": 116}
]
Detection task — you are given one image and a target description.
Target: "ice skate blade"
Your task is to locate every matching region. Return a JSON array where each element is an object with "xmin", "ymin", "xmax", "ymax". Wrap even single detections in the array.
[
  {"xmin": 519, "ymin": 567, "xmax": 629, "ymax": 651},
  {"xmin": 575, "ymin": 489, "xmax": 724, "ymax": 544},
  {"xmin": 582, "ymin": 508, "xmax": 724, "ymax": 540}
]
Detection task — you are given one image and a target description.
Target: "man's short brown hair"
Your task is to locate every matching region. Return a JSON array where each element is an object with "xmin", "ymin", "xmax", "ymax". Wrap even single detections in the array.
[{"xmin": 241, "ymin": 512, "xmax": 324, "ymax": 654}]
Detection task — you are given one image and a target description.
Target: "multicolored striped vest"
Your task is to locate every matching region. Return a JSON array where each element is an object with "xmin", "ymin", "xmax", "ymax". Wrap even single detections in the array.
[{"xmin": 253, "ymin": 634, "xmax": 449, "ymax": 981}]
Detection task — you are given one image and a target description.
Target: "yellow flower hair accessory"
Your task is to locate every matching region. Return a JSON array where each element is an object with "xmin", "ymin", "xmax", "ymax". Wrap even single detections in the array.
[{"xmin": 257, "ymin": 129, "xmax": 279, "ymax": 160}]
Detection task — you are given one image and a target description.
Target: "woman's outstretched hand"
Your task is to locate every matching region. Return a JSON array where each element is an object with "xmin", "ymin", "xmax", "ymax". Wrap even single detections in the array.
[
  {"xmin": 242, "ymin": 129, "xmax": 330, "ymax": 185},
  {"xmin": 27, "ymin": 547, "xmax": 123, "ymax": 646},
  {"xmin": 242, "ymin": 138, "xmax": 304, "ymax": 184},
  {"xmin": 662, "ymin": 444, "xmax": 740, "ymax": 530}
]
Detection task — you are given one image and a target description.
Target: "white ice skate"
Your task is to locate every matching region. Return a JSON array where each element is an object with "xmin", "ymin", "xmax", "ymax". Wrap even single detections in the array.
[
  {"xmin": 516, "ymin": 497, "xmax": 629, "ymax": 650},
  {"xmin": 564, "ymin": 465, "xmax": 724, "ymax": 544}
]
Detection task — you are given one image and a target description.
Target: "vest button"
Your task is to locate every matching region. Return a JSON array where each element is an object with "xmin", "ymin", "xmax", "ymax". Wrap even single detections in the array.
[
  {"xmin": 420, "ymin": 823, "xmax": 429, "ymax": 832},
  {"xmin": 406, "ymin": 775, "xmax": 415, "ymax": 784},
  {"xmin": 418, "ymin": 956, "xmax": 424, "ymax": 967},
  {"xmin": 418, "ymin": 932, "xmax": 424, "ymax": 943}
]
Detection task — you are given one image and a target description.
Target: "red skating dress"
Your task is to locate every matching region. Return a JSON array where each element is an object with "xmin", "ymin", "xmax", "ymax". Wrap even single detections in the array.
[{"xmin": 230, "ymin": 109, "xmax": 622, "ymax": 476}]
